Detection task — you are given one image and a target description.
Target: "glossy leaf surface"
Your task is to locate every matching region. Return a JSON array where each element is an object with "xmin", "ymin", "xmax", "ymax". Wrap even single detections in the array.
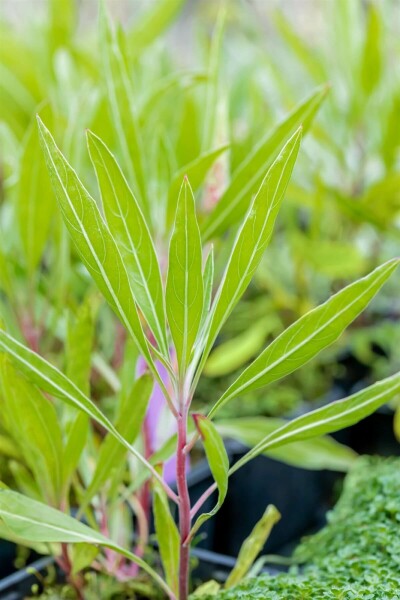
[
  {"xmin": 211, "ymin": 259, "xmax": 399, "ymax": 416},
  {"xmin": 166, "ymin": 177, "xmax": 204, "ymax": 371}
]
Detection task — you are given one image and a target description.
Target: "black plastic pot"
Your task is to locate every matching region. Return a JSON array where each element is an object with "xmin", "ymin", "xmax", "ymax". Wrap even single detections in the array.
[{"xmin": 0, "ymin": 542, "xmax": 17, "ymax": 579}]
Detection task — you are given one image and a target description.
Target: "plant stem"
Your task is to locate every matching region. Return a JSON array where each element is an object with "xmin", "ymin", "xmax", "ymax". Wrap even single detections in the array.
[
  {"xmin": 190, "ymin": 481, "xmax": 217, "ymax": 520},
  {"xmin": 176, "ymin": 405, "xmax": 191, "ymax": 600}
]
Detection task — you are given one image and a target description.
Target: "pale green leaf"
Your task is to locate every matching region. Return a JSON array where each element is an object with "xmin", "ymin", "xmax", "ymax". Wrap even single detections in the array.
[
  {"xmin": 62, "ymin": 412, "xmax": 89, "ymax": 490},
  {"xmin": 36, "ymin": 117, "xmax": 157, "ymax": 376},
  {"xmin": 202, "ymin": 5, "xmax": 226, "ymax": 151},
  {"xmin": 62, "ymin": 300, "xmax": 95, "ymax": 485},
  {"xmin": 196, "ymin": 128, "xmax": 301, "ymax": 385},
  {"xmin": 0, "ymin": 490, "xmax": 172, "ymax": 598},
  {"xmin": 16, "ymin": 112, "xmax": 55, "ymax": 274},
  {"xmin": 166, "ymin": 177, "xmax": 204, "ymax": 371},
  {"xmin": 0, "ymin": 330, "xmax": 161, "ymax": 485},
  {"xmin": 100, "ymin": 7, "xmax": 148, "ymax": 215},
  {"xmin": 225, "ymin": 505, "xmax": 281, "ymax": 588},
  {"xmin": 66, "ymin": 298, "xmax": 95, "ymax": 395},
  {"xmin": 201, "ymin": 85, "xmax": 328, "ymax": 240},
  {"xmin": 231, "ymin": 371, "xmax": 400, "ymax": 473},
  {"xmin": 87, "ymin": 130, "xmax": 168, "ymax": 355},
  {"xmin": 71, "ymin": 543, "xmax": 99, "ymax": 576},
  {"xmin": 216, "ymin": 418, "xmax": 357, "ymax": 471},
  {"xmin": 190, "ymin": 415, "xmax": 229, "ymax": 538},
  {"xmin": 153, "ymin": 478, "xmax": 180, "ymax": 595},
  {"xmin": 0, "ymin": 358, "xmax": 63, "ymax": 505},
  {"xmin": 211, "ymin": 259, "xmax": 399, "ymax": 416}
]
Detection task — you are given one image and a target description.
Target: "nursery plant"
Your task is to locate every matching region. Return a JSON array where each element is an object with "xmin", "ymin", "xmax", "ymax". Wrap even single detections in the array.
[
  {"xmin": 1, "ymin": 2, "xmax": 400, "ymax": 600},
  {"xmin": 0, "ymin": 110, "xmax": 399, "ymax": 600}
]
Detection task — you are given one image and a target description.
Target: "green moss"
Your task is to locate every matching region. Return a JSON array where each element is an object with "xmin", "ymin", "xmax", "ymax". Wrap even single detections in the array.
[{"xmin": 199, "ymin": 457, "xmax": 400, "ymax": 600}]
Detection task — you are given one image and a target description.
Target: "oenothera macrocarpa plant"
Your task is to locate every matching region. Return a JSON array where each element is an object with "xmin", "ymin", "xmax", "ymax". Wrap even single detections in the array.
[{"xmin": 0, "ymin": 115, "xmax": 399, "ymax": 600}]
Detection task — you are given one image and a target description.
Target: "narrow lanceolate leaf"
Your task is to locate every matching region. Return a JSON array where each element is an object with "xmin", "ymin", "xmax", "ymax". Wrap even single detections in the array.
[
  {"xmin": 196, "ymin": 129, "xmax": 301, "ymax": 384},
  {"xmin": 36, "ymin": 117, "xmax": 155, "ymax": 373},
  {"xmin": 230, "ymin": 371, "xmax": 400, "ymax": 474},
  {"xmin": 66, "ymin": 298, "xmax": 95, "ymax": 396},
  {"xmin": 87, "ymin": 131, "xmax": 168, "ymax": 356},
  {"xmin": 100, "ymin": 7, "xmax": 148, "ymax": 215},
  {"xmin": 216, "ymin": 418, "xmax": 357, "ymax": 472},
  {"xmin": 166, "ymin": 177, "xmax": 204, "ymax": 371},
  {"xmin": 201, "ymin": 85, "xmax": 328, "ymax": 240},
  {"xmin": 16, "ymin": 112, "xmax": 55, "ymax": 275},
  {"xmin": 80, "ymin": 375, "xmax": 153, "ymax": 512},
  {"xmin": 0, "ymin": 330, "xmax": 166, "ymax": 491},
  {"xmin": 210, "ymin": 259, "xmax": 399, "ymax": 417},
  {"xmin": 63, "ymin": 300, "xmax": 94, "ymax": 485},
  {"xmin": 225, "ymin": 505, "xmax": 281, "ymax": 588},
  {"xmin": 153, "ymin": 477, "xmax": 180, "ymax": 596},
  {"xmin": 0, "ymin": 358, "xmax": 63, "ymax": 505},
  {"xmin": 0, "ymin": 490, "xmax": 173, "ymax": 599},
  {"xmin": 190, "ymin": 415, "xmax": 229, "ymax": 539}
]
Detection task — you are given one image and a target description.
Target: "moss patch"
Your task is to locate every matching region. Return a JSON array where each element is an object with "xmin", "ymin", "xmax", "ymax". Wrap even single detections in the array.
[{"xmin": 198, "ymin": 456, "xmax": 400, "ymax": 599}]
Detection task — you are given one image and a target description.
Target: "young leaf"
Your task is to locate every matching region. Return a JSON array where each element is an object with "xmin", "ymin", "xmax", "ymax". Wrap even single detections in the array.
[
  {"xmin": 190, "ymin": 415, "xmax": 229, "ymax": 538},
  {"xmin": 202, "ymin": 4, "xmax": 226, "ymax": 151},
  {"xmin": 201, "ymin": 85, "xmax": 328, "ymax": 240},
  {"xmin": 62, "ymin": 413, "xmax": 89, "ymax": 491},
  {"xmin": 36, "ymin": 117, "xmax": 158, "ymax": 381},
  {"xmin": 166, "ymin": 146, "xmax": 229, "ymax": 230},
  {"xmin": 153, "ymin": 477, "xmax": 180, "ymax": 595},
  {"xmin": 80, "ymin": 374, "xmax": 153, "ymax": 511},
  {"xmin": 225, "ymin": 505, "xmax": 281, "ymax": 588},
  {"xmin": 231, "ymin": 371, "xmax": 400, "ymax": 473},
  {"xmin": 100, "ymin": 6, "xmax": 148, "ymax": 215},
  {"xmin": 166, "ymin": 177, "xmax": 204, "ymax": 372},
  {"xmin": 0, "ymin": 490, "xmax": 173, "ymax": 598},
  {"xmin": 16, "ymin": 112, "xmax": 55, "ymax": 275},
  {"xmin": 0, "ymin": 358, "xmax": 63, "ymax": 505},
  {"xmin": 66, "ymin": 298, "xmax": 95, "ymax": 396},
  {"xmin": 210, "ymin": 259, "xmax": 399, "ymax": 416},
  {"xmin": 71, "ymin": 543, "xmax": 99, "ymax": 577},
  {"xmin": 62, "ymin": 299, "xmax": 94, "ymax": 486},
  {"xmin": 196, "ymin": 128, "xmax": 301, "ymax": 384},
  {"xmin": 0, "ymin": 330, "xmax": 170, "ymax": 493},
  {"xmin": 87, "ymin": 130, "xmax": 168, "ymax": 356}
]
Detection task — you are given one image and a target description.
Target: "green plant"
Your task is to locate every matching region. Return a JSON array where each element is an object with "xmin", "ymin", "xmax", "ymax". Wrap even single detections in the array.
[
  {"xmin": 1, "ymin": 2, "xmax": 400, "ymax": 600},
  {"xmin": 0, "ymin": 105, "xmax": 399, "ymax": 599},
  {"xmin": 198, "ymin": 456, "xmax": 400, "ymax": 599}
]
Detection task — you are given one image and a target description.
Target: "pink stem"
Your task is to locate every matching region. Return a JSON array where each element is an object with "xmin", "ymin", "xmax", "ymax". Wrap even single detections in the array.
[
  {"xmin": 176, "ymin": 407, "xmax": 191, "ymax": 600},
  {"xmin": 190, "ymin": 481, "xmax": 217, "ymax": 521}
]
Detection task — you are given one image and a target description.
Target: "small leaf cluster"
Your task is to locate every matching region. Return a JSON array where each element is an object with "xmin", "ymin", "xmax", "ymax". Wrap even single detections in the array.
[{"xmin": 200, "ymin": 456, "xmax": 400, "ymax": 599}]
